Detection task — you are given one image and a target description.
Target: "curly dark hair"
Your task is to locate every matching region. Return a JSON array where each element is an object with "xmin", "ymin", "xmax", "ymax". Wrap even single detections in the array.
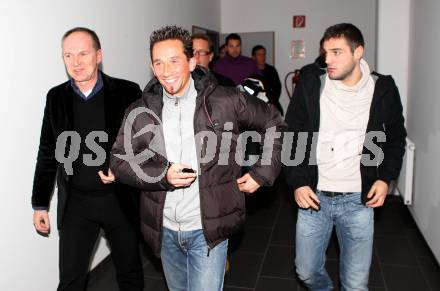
[{"xmin": 149, "ymin": 25, "xmax": 193, "ymax": 60}]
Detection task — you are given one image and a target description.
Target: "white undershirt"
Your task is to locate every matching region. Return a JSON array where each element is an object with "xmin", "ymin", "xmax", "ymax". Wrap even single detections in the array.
[{"xmin": 82, "ymin": 88, "xmax": 93, "ymax": 97}]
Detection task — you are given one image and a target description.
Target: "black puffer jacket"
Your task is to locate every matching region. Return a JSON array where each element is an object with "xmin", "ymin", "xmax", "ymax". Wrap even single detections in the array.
[{"xmin": 111, "ymin": 68, "xmax": 286, "ymax": 256}]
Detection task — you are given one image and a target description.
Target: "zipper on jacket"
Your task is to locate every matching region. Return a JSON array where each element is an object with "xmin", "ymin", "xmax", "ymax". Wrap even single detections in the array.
[
  {"xmin": 197, "ymin": 82, "xmax": 216, "ymax": 250},
  {"xmin": 174, "ymin": 97, "xmax": 183, "ymax": 231}
]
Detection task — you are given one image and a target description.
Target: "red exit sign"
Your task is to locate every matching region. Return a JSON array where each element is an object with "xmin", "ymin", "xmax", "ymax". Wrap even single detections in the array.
[{"xmin": 293, "ymin": 15, "xmax": 306, "ymax": 28}]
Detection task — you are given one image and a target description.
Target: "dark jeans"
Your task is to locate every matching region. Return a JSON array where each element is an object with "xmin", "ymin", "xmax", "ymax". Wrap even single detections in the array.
[{"xmin": 58, "ymin": 191, "xmax": 143, "ymax": 291}]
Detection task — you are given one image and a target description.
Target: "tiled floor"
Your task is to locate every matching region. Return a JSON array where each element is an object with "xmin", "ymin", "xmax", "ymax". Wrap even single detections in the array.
[{"xmin": 87, "ymin": 180, "xmax": 440, "ymax": 291}]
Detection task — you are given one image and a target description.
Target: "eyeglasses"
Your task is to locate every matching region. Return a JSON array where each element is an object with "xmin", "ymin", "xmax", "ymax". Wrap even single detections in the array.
[{"xmin": 193, "ymin": 50, "xmax": 211, "ymax": 56}]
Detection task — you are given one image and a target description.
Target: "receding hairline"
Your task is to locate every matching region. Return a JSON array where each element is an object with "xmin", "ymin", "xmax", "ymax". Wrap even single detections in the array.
[{"xmin": 61, "ymin": 31, "xmax": 100, "ymax": 51}]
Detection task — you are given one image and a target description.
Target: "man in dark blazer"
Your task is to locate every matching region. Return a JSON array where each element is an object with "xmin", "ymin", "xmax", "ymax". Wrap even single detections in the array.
[{"xmin": 31, "ymin": 27, "xmax": 143, "ymax": 291}]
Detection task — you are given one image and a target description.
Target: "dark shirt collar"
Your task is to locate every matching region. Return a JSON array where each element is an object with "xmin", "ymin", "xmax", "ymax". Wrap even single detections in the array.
[{"xmin": 70, "ymin": 71, "xmax": 104, "ymax": 100}]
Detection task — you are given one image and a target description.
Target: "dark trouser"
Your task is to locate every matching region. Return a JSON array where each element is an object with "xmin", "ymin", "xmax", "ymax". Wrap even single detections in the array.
[{"xmin": 58, "ymin": 191, "xmax": 143, "ymax": 291}]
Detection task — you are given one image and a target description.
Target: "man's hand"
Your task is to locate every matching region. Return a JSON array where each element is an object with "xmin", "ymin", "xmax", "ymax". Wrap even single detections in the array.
[
  {"xmin": 98, "ymin": 168, "xmax": 115, "ymax": 184},
  {"xmin": 33, "ymin": 210, "xmax": 50, "ymax": 234},
  {"xmin": 237, "ymin": 173, "xmax": 261, "ymax": 194},
  {"xmin": 166, "ymin": 163, "xmax": 197, "ymax": 188},
  {"xmin": 366, "ymin": 180, "xmax": 388, "ymax": 208},
  {"xmin": 294, "ymin": 186, "xmax": 320, "ymax": 210}
]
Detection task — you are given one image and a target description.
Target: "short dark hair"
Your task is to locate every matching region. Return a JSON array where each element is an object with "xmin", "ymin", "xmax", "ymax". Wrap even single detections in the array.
[
  {"xmin": 225, "ymin": 33, "xmax": 241, "ymax": 45},
  {"xmin": 149, "ymin": 25, "xmax": 193, "ymax": 60},
  {"xmin": 322, "ymin": 23, "xmax": 364, "ymax": 52},
  {"xmin": 251, "ymin": 45, "xmax": 266, "ymax": 56},
  {"xmin": 62, "ymin": 27, "xmax": 101, "ymax": 50},
  {"xmin": 191, "ymin": 33, "xmax": 214, "ymax": 53}
]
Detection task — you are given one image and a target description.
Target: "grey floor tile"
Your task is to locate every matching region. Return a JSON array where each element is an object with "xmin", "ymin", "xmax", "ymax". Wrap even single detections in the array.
[
  {"xmin": 418, "ymin": 256, "xmax": 440, "ymax": 291},
  {"xmin": 369, "ymin": 251, "xmax": 385, "ymax": 287},
  {"xmin": 270, "ymin": 198, "xmax": 297, "ymax": 246},
  {"xmin": 261, "ymin": 245, "xmax": 295, "ymax": 278},
  {"xmin": 276, "ymin": 197, "xmax": 297, "ymax": 225},
  {"xmin": 256, "ymin": 276, "xmax": 300, "ymax": 291},
  {"xmin": 270, "ymin": 219, "xmax": 296, "ymax": 246},
  {"xmin": 382, "ymin": 265, "xmax": 430, "ymax": 291},
  {"xmin": 374, "ymin": 216, "xmax": 407, "ymax": 237},
  {"xmin": 234, "ymin": 226, "xmax": 272, "ymax": 253},
  {"xmin": 246, "ymin": 203, "xmax": 280, "ymax": 229},
  {"xmin": 375, "ymin": 236, "xmax": 418, "ymax": 266},
  {"xmin": 375, "ymin": 196, "xmax": 409, "ymax": 218},
  {"xmin": 406, "ymin": 228, "xmax": 433, "ymax": 258},
  {"xmin": 86, "ymin": 189, "xmax": 440, "ymax": 291},
  {"xmin": 224, "ymin": 251, "xmax": 264, "ymax": 288}
]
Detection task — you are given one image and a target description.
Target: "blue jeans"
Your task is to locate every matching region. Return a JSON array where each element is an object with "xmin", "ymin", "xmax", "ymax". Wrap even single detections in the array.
[
  {"xmin": 161, "ymin": 227, "xmax": 228, "ymax": 291},
  {"xmin": 295, "ymin": 191, "xmax": 374, "ymax": 291}
]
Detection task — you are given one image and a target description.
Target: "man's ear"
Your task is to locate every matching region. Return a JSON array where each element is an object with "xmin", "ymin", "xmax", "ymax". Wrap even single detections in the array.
[
  {"xmin": 97, "ymin": 49, "xmax": 103, "ymax": 64},
  {"xmin": 209, "ymin": 52, "xmax": 214, "ymax": 63},
  {"xmin": 354, "ymin": 45, "xmax": 364, "ymax": 60},
  {"xmin": 189, "ymin": 57, "xmax": 197, "ymax": 72}
]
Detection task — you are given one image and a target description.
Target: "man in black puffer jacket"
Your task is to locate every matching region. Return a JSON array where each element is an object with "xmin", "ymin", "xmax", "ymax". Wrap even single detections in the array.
[{"xmin": 111, "ymin": 26, "xmax": 286, "ymax": 291}]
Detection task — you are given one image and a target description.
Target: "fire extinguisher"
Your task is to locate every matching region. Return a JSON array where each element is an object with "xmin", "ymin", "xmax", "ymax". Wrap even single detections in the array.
[{"xmin": 284, "ymin": 69, "xmax": 300, "ymax": 99}]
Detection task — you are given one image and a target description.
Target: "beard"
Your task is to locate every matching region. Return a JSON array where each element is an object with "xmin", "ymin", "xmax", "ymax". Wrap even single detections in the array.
[
  {"xmin": 328, "ymin": 62, "xmax": 356, "ymax": 81},
  {"xmin": 161, "ymin": 77, "xmax": 188, "ymax": 97},
  {"xmin": 164, "ymin": 84, "xmax": 176, "ymax": 95}
]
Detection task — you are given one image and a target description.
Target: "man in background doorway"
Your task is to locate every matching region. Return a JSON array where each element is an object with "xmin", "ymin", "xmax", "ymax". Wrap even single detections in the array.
[
  {"xmin": 252, "ymin": 44, "xmax": 283, "ymax": 114},
  {"xmin": 213, "ymin": 33, "xmax": 260, "ymax": 85},
  {"xmin": 191, "ymin": 33, "xmax": 235, "ymax": 87}
]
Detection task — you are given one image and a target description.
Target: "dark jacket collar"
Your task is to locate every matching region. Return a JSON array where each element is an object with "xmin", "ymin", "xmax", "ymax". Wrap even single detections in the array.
[{"xmin": 301, "ymin": 63, "xmax": 394, "ymax": 131}]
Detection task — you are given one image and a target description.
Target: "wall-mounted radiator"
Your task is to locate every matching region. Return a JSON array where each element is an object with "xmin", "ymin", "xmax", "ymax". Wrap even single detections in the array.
[{"xmin": 396, "ymin": 138, "xmax": 415, "ymax": 205}]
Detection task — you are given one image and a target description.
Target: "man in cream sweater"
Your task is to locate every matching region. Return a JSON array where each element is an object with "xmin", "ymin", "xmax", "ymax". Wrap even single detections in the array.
[{"xmin": 284, "ymin": 23, "xmax": 406, "ymax": 290}]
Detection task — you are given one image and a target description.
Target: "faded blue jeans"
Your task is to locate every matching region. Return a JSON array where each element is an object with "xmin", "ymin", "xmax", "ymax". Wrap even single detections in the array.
[
  {"xmin": 295, "ymin": 191, "xmax": 374, "ymax": 291},
  {"xmin": 161, "ymin": 227, "xmax": 228, "ymax": 291}
]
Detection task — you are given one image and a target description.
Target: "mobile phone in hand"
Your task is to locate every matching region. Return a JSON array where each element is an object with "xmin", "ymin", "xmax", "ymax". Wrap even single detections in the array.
[{"xmin": 181, "ymin": 168, "xmax": 196, "ymax": 173}]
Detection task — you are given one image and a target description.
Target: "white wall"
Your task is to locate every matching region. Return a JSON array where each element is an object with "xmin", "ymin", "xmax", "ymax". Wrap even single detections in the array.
[
  {"xmin": 220, "ymin": 0, "xmax": 377, "ymax": 112},
  {"xmin": 377, "ymin": 0, "xmax": 410, "ymax": 118},
  {"xmin": 405, "ymin": 0, "xmax": 440, "ymax": 262},
  {"xmin": 0, "ymin": 1, "xmax": 220, "ymax": 290}
]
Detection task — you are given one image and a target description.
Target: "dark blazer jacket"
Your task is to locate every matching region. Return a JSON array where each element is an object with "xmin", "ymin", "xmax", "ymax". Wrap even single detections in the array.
[{"xmin": 31, "ymin": 72, "xmax": 141, "ymax": 229}]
